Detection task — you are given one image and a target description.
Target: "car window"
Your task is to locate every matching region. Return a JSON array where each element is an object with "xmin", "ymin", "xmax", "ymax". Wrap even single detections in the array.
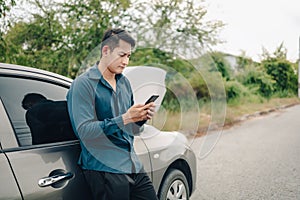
[{"xmin": 0, "ymin": 76, "xmax": 77, "ymax": 147}]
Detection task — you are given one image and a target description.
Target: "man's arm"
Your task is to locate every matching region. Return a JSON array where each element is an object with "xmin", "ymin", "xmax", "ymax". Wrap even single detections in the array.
[{"xmin": 67, "ymin": 77, "xmax": 125, "ymax": 140}]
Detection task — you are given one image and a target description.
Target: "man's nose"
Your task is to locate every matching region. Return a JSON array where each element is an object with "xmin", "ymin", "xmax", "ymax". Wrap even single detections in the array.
[{"xmin": 122, "ymin": 56, "xmax": 129, "ymax": 65}]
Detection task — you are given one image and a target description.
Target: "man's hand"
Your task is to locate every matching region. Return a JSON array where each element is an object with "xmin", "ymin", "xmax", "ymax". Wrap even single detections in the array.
[{"xmin": 122, "ymin": 102, "xmax": 155, "ymax": 125}]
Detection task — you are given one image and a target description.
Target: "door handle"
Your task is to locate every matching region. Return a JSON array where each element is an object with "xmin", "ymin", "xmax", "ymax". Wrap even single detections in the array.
[{"xmin": 38, "ymin": 172, "xmax": 73, "ymax": 187}]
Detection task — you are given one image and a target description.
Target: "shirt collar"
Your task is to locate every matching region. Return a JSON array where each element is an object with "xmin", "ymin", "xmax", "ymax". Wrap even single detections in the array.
[{"xmin": 87, "ymin": 62, "xmax": 124, "ymax": 81}]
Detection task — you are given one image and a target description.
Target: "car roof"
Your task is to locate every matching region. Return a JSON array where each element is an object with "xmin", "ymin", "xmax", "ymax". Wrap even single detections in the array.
[{"xmin": 0, "ymin": 63, "xmax": 73, "ymax": 84}]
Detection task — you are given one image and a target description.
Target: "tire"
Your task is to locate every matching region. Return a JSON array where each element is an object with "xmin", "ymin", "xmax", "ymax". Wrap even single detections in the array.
[{"xmin": 158, "ymin": 169, "xmax": 190, "ymax": 200}]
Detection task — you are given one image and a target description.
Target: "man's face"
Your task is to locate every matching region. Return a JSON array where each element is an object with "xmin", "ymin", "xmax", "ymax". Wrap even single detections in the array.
[{"xmin": 106, "ymin": 40, "xmax": 132, "ymax": 74}]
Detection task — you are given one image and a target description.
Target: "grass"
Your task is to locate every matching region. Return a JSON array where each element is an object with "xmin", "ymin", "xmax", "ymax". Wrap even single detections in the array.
[
  {"xmin": 225, "ymin": 97, "xmax": 300, "ymax": 124},
  {"xmin": 149, "ymin": 97, "xmax": 300, "ymax": 137}
]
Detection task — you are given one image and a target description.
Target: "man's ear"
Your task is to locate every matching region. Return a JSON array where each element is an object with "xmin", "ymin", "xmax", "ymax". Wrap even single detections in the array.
[{"xmin": 102, "ymin": 45, "xmax": 110, "ymax": 57}]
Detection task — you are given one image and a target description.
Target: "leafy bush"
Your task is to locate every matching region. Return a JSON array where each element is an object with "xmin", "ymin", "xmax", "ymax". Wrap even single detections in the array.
[
  {"xmin": 225, "ymin": 80, "xmax": 250, "ymax": 102},
  {"xmin": 236, "ymin": 66, "xmax": 274, "ymax": 98},
  {"xmin": 262, "ymin": 59, "xmax": 297, "ymax": 95},
  {"xmin": 189, "ymin": 72, "xmax": 209, "ymax": 99},
  {"xmin": 209, "ymin": 51, "xmax": 233, "ymax": 81},
  {"xmin": 260, "ymin": 43, "xmax": 298, "ymax": 96}
]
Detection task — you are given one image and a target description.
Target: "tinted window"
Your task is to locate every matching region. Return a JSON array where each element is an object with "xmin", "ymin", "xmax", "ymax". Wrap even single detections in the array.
[{"xmin": 0, "ymin": 76, "xmax": 76, "ymax": 146}]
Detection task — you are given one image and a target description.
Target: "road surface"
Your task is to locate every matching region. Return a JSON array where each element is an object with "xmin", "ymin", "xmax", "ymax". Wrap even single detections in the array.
[{"xmin": 189, "ymin": 105, "xmax": 300, "ymax": 200}]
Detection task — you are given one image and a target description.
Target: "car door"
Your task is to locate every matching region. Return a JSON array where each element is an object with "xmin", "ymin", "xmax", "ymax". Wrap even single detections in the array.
[
  {"xmin": 0, "ymin": 101, "xmax": 22, "ymax": 200},
  {"xmin": 0, "ymin": 73, "xmax": 92, "ymax": 200}
]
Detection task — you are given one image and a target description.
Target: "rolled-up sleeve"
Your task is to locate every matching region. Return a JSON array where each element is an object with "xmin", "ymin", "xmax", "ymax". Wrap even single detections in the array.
[{"xmin": 67, "ymin": 76, "xmax": 124, "ymax": 140}]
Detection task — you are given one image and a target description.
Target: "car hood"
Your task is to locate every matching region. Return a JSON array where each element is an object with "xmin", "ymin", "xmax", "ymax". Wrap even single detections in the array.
[
  {"xmin": 123, "ymin": 66, "xmax": 166, "ymax": 110},
  {"xmin": 139, "ymin": 125, "xmax": 189, "ymax": 151}
]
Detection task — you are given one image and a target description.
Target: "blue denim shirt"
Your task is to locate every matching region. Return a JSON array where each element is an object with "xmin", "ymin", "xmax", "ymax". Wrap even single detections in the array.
[{"xmin": 67, "ymin": 63, "xmax": 142, "ymax": 174}]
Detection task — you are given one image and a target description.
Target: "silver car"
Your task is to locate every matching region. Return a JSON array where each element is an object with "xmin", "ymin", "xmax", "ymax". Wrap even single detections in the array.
[{"xmin": 0, "ymin": 63, "xmax": 196, "ymax": 200}]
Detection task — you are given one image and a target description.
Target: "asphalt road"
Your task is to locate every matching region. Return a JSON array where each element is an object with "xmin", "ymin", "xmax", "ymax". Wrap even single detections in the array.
[{"xmin": 189, "ymin": 105, "xmax": 300, "ymax": 200}]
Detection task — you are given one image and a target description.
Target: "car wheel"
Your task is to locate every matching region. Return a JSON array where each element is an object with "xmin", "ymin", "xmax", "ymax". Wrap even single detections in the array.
[{"xmin": 158, "ymin": 169, "xmax": 189, "ymax": 200}]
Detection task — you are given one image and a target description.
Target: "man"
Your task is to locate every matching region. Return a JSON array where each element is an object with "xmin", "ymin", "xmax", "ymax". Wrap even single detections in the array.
[
  {"xmin": 22, "ymin": 93, "xmax": 76, "ymax": 144},
  {"xmin": 67, "ymin": 28, "xmax": 158, "ymax": 200}
]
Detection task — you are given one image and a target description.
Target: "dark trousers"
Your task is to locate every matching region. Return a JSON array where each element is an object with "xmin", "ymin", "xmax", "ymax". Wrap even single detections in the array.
[{"xmin": 83, "ymin": 170, "xmax": 158, "ymax": 200}]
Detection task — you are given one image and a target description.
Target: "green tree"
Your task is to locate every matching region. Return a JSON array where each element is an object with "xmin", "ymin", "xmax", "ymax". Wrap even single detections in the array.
[
  {"xmin": 1, "ymin": 0, "xmax": 224, "ymax": 80},
  {"xmin": 1, "ymin": 1, "xmax": 70, "ymax": 75},
  {"xmin": 0, "ymin": 0, "xmax": 16, "ymax": 59},
  {"xmin": 0, "ymin": 0, "xmax": 15, "ymax": 16},
  {"xmin": 60, "ymin": 0, "xmax": 131, "ymax": 76},
  {"xmin": 0, "ymin": 0, "xmax": 16, "ymax": 38},
  {"xmin": 1, "ymin": 0, "xmax": 131, "ymax": 77},
  {"xmin": 121, "ymin": 0, "xmax": 224, "ymax": 55}
]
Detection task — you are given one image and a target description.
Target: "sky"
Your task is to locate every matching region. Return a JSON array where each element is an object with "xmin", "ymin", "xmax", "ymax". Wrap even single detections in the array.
[{"xmin": 205, "ymin": 0, "xmax": 300, "ymax": 62}]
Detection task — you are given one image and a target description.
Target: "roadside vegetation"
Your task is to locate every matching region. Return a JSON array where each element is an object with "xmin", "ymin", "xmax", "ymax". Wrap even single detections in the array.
[
  {"xmin": 1, "ymin": 0, "xmax": 299, "ymax": 134},
  {"xmin": 133, "ymin": 46, "xmax": 300, "ymax": 134}
]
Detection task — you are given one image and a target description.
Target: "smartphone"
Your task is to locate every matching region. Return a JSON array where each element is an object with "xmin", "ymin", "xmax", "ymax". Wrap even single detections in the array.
[
  {"xmin": 145, "ymin": 95, "xmax": 159, "ymax": 105},
  {"xmin": 135, "ymin": 95, "xmax": 159, "ymax": 127}
]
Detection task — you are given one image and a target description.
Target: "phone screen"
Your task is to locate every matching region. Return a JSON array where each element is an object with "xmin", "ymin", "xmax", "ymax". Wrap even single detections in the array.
[{"xmin": 145, "ymin": 95, "xmax": 159, "ymax": 105}]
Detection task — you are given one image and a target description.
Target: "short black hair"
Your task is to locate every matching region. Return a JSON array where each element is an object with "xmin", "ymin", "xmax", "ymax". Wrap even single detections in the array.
[
  {"xmin": 22, "ymin": 93, "xmax": 47, "ymax": 110},
  {"xmin": 100, "ymin": 28, "xmax": 136, "ymax": 57}
]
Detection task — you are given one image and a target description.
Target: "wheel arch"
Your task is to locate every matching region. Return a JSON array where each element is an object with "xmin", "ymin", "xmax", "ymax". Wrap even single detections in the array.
[{"xmin": 157, "ymin": 159, "xmax": 193, "ymax": 197}]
